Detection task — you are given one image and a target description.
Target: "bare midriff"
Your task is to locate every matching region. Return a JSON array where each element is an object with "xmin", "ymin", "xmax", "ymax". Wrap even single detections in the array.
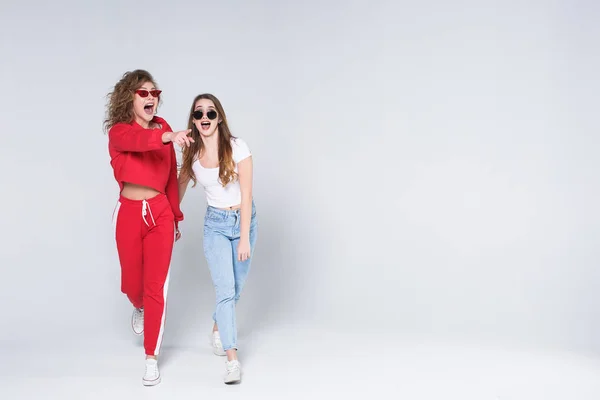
[{"xmin": 121, "ymin": 182, "xmax": 161, "ymax": 200}]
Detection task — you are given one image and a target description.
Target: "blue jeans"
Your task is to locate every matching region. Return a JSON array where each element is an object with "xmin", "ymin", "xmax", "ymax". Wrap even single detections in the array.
[{"xmin": 203, "ymin": 201, "xmax": 257, "ymax": 351}]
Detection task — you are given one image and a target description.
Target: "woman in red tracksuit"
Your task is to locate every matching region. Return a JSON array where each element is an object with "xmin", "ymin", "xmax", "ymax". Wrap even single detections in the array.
[{"xmin": 104, "ymin": 69, "xmax": 193, "ymax": 386}]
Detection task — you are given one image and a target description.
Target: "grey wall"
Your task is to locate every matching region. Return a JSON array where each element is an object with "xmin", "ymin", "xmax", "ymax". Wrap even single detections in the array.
[{"xmin": 1, "ymin": 0, "xmax": 599, "ymax": 354}]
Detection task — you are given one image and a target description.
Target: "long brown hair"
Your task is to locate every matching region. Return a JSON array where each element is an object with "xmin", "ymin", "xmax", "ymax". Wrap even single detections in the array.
[
  {"xmin": 180, "ymin": 93, "xmax": 237, "ymax": 188},
  {"xmin": 103, "ymin": 69, "xmax": 159, "ymax": 132}
]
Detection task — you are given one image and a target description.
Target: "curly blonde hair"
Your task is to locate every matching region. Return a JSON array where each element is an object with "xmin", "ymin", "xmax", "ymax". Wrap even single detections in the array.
[{"xmin": 103, "ymin": 69, "xmax": 158, "ymax": 132}]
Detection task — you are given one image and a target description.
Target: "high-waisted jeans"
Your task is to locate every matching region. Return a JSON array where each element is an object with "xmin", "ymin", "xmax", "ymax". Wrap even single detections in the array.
[{"xmin": 203, "ymin": 201, "xmax": 257, "ymax": 351}]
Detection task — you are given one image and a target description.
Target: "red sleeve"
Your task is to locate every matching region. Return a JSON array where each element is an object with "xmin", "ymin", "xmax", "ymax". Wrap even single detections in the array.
[
  {"xmin": 108, "ymin": 122, "xmax": 166, "ymax": 152},
  {"xmin": 166, "ymin": 144, "xmax": 184, "ymax": 229},
  {"xmin": 162, "ymin": 120, "xmax": 183, "ymax": 229}
]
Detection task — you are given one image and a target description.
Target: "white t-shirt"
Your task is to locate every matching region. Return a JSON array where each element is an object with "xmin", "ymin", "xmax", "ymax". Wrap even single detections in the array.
[{"xmin": 192, "ymin": 137, "xmax": 252, "ymax": 208}]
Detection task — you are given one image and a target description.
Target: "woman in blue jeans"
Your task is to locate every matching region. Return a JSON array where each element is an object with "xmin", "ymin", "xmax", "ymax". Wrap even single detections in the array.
[{"xmin": 178, "ymin": 93, "xmax": 257, "ymax": 384}]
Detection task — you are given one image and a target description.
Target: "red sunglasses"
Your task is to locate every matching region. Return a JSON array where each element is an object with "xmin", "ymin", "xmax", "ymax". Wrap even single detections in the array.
[{"xmin": 135, "ymin": 89, "xmax": 162, "ymax": 98}]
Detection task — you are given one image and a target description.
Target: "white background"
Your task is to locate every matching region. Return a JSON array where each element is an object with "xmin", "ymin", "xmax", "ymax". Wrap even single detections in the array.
[{"xmin": 1, "ymin": 0, "xmax": 599, "ymax": 397}]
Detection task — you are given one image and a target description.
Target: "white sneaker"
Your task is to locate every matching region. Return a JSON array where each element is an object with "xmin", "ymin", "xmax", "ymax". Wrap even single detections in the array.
[
  {"xmin": 210, "ymin": 331, "xmax": 226, "ymax": 356},
  {"xmin": 142, "ymin": 358, "xmax": 161, "ymax": 386},
  {"xmin": 224, "ymin": 359, "xmax": 241, "ymax": 384},
  {"xmin": 132, "ymin": 308, "xmax": 144, "ymax": 336}
]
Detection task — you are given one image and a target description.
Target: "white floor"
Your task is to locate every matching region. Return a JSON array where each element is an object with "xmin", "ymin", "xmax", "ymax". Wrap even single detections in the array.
[{"xmin": 3, "ymin": 323, "xmax": 600, "ymax": 400}]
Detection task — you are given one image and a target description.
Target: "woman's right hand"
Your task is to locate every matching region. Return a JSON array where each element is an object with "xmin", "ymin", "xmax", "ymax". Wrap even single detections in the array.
[{"xmin": 162, "ymin": 129, "xmax": 193, "ymax": 147}]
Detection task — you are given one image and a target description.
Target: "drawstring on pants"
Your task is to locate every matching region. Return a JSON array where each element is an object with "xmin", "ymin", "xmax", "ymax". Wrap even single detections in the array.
[{"xmin": 142, "ymin": 199, "xmax": 156, "ymax": 227}]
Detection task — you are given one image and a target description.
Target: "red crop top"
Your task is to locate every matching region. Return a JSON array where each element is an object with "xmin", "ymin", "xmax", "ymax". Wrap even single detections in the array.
[{"xmin": 108, "ymin": 116, "xmax": 183, "ymax": 228}]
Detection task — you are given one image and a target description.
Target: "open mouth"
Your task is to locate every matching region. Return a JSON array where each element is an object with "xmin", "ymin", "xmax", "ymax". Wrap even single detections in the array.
[
  {"xmin": 144, "ymin": 102, "xmax": 155, "ymax": 115},
  {"xmin": 200, "ymin": 121, "xmax": 211, "ymax": 131}
]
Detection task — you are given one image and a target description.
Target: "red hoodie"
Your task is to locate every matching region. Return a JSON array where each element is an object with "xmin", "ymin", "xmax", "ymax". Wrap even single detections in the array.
[{"xmin": 108, "ymin": 116, "xmax": 183, "ymax": 229}]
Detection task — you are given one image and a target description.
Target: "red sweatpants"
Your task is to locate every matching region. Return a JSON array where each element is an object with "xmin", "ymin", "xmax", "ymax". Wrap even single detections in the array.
[{"xmin": 112, "ymin": 193, "xmax": 175, "ymax": 356}]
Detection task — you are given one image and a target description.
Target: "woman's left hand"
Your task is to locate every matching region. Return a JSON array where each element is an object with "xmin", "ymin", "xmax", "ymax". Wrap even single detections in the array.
[
  {"xmin": 175, "ymin": 229, "xmax": 182, "ymax": 241},
  {"xmin": 237, "ymin": 239, "xmax": 251, "ymax": 261}
]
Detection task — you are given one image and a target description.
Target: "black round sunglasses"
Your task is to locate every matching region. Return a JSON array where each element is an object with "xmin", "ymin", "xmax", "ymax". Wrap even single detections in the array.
[{"xmin": 193, "ymin": 110, "xmax": 218, "ymax": 120}]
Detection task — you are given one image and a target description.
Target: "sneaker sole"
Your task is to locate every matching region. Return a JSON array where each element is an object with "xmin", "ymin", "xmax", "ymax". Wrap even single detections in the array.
[
  {"xmin": 143, "ymin": 375, "xmax": 161, "ymax": 386},
  {"xmin": 132, "ymin": 319, "xmax": 144, "ymax": 336},
  {"xmin": 132, "ymin": 325, "xmax": 144, "ymax": 336},
  {"xmin": 224, "ymin": 376, "xmax": 241, "ymax": 385},
  {"xmin": 213, "ymin": 348, "xmax": 226, "ymax": 356}
]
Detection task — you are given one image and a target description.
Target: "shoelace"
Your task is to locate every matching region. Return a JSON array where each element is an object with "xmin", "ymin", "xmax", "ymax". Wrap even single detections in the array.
[
  {"xmin": 134, "ymin": 309, "xmax": 144, "ymax": 324},
  {"xmin": 226, "ymin": 361, "xmax": 240, "ymax": 372},
  {"xmin": 145, "ymin": 361, "xmax": 158, "ymax": 377}
]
